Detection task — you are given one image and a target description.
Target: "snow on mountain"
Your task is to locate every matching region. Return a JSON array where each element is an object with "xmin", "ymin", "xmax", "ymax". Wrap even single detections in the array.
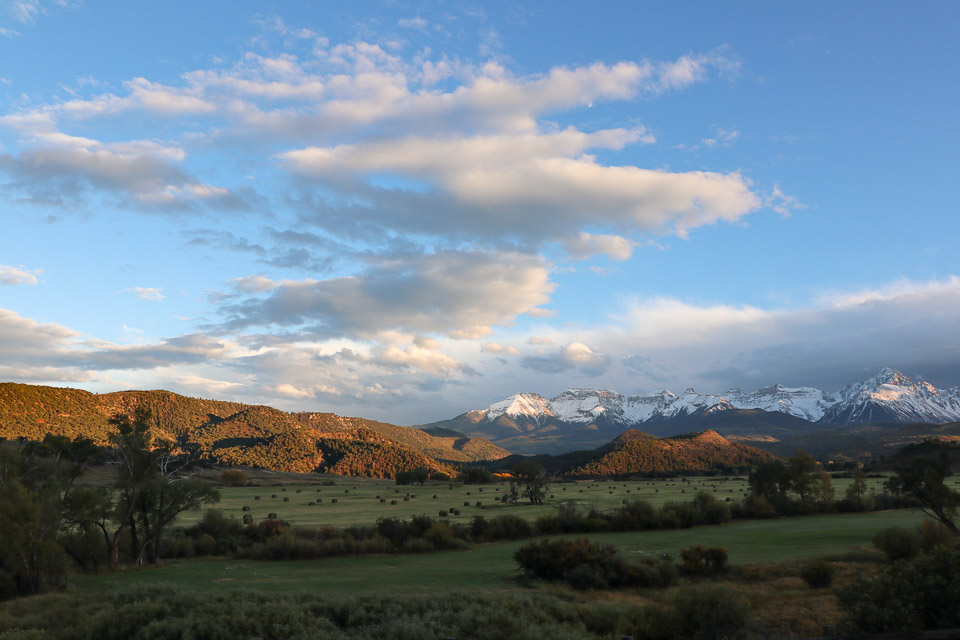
[
  {"xmin": 820, "ymin": 368, "xmax": 960, "ymax": 424},
  {"xmin": 723, "ymin": 384, "xmax": 838, "ymax": 422},
  {"xmin": 473, "ymin": 368, "xmax": 960, "ymax": 428},
  {"xmin": 549, "ymin": 388, "xmax": 624, "ymax": 423},
  {"xmin": 485, "ymin": 393, "xmax": 553, "ymax": 422}
]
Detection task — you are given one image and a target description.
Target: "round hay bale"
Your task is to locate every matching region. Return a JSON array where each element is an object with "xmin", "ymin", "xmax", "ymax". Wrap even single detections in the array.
[
  {"xmin": 440, "ymin": 511, "xmax": 447, "ymax": 517},
  {"xmin": 271, "ymin": 494, "xmax": 277, "ymax": 498},
  {"xmin": 380, "ymin": 499, "xmax": 386, "ymax": 503},
  {"xmin": 242, "ymin": 506, "xmax": 251, "ymax": 512},
  {"xmin": 317, "ymin": 499, "xmax": 323, "ymax": 503},
  {"xmin": 242, "ymin": 514, "xmax": 253, "ymax": 524},
  {"xmin": 391, "ymin": 500, "xmax": 398, "ymax": 505},
  {"xmin": 432, "ymin": 494, "xmax": 438, "ymax": 499},
  {"xmin": 254, "ymin": 496, "xmax": 260, "ymax": 500},
  {"xmin": 308, "ymin": 501, "xmax": 315, "ymax": 506},
  {"xmin": 464, "ymin": 501, "xmax": 470, "ymax": 506},
  {"xmin": 403, "ymin": 496, "xmax": 410, "ymax": 502},
  {"xmin": 453, "ymin": 509, "xmax": 461, "ymax": 515},
  {"xmin": 281, "ymin": 488, "xmax": 286, "ymax": 492},
  {"xmin": 331, "ymin": 498, "xmax": 338, "ymax": 503},
  {"xmin": 268, "ymin": 512, "xmax": 277, "ymax": 519},
  {"xmin": 296, "ymin": 489, "xmax": 302, "ymax": 493},
  {"xmin": 475, "ymin": 501, "xmax": 482, "ymax": 507},
  {"xmin": 282, "ymin": 497, "xmax": 289, "ymax": 502}
]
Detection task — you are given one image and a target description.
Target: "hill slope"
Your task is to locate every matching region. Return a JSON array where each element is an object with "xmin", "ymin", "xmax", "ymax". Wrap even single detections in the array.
[{"xmin": 0, "ymin": 383, "xmax": 508, "ymax": 478}]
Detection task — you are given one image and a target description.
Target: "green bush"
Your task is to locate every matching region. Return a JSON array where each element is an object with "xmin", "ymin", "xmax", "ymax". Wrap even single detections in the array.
[
  {"xmin": 799, "ymin": 559, "xmax": 834, "ymax": 588},
  {"xmin": 918, "ymin": 519, "xmax": 953, "ymax": 552},
  {"xmin": 873, "ymin": 526, "xmax": 921, "ymax": 562},
  {"xmin": 840, "ymin": 545, "xmax": 960, "ymax": 634},
  {"xmin": 669, "ymin": 586, "xmax": 751, "ymax": 640},
  {"xmin": 514, "ymin": 538, "xmax": 675, "ymax": 590},
  {"xmin": 217, "ymin": 469, "xmax": 248, "ymax": 486},
  {"xmin": 679, "ymin": 545, "xmax": 728, "ymax": 575}
]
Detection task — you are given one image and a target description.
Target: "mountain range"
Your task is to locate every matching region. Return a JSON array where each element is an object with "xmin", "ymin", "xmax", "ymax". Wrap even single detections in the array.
[{"xmin": 420, "ymin": 368, "xmax": 960, "ymax": 453}]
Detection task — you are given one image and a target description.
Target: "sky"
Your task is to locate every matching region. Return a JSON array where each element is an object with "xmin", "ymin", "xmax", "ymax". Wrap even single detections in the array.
[{"xmin": 1, "ymin": 1, "xmax": 959, "ymax": 424}]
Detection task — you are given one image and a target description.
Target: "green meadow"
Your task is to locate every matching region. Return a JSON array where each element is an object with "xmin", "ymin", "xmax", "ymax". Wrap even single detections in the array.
[{"xmin": 180, "ymin": 474, "xmax": 892, "ymax": 528}]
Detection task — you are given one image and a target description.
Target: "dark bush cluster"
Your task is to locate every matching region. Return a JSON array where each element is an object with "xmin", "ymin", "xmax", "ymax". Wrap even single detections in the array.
[
  {"xmin": 799, "ymin": 559, "xmax": 835, "ymax": 588},
  {"xmin": 678, "ymin": 545, "xmax": 728, "ymax": 575},
  {"xmin": 535, "ymin": 492, "xmax": 732, "ymax": 535},
  {"xmin": 514, "ymin": 538, "xmax": 677, "ymax": 590},
  {"xmin": 840, "ymin": 544, "xmax": 960, "ymax": 634}
]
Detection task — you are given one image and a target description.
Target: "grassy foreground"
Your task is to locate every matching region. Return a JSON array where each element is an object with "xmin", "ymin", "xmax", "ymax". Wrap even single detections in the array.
[{"xmin": 73, "ymin": 509, "xmax": 921, "ymax": 595}]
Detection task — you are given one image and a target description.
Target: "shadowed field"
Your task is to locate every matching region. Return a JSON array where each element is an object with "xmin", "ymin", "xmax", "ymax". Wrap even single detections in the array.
[{"xmin": 74, "ymin": 508, "xmax": 921, "ymax": 595}]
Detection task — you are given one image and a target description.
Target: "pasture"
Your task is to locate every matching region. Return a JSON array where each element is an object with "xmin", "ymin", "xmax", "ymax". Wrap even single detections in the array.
[
  {"xmin": 75, "ymin": 508, "xmax": 923, "ymax": 595},
  {"xmin": 180, "ymin": 472, "xmax": 892, "ymax": 528}
]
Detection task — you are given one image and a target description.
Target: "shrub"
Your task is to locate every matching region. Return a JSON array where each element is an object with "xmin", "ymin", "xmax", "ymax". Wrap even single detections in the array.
[
  {"xmin": 218, "ymin": 469, "xmax": 248, "ymax": 486},
  {"xmin": 840, "ymin": 545, "xmax": 960, "ymax": 633},
  {"xmin": 873, "ymin": 527, "xmax": 921, "ymax": 562},
  {"xmin": 800, "ymin": 559, "xmax": 834, "ymax": 588},
  {"xmin": 918, "ymin": 519, "xmax": 953, "ymax": 552},
  {"xmin": 669, "ymin": 586, "xmax": 751, "ymax": 640},
  {"xmin": 193, "ymin": 533, "xmax": 217, "ymax": 557},
  {"xmin": 514, "ymin": 538, "xmax": 674, "ymax": 590},
  {"xmin": 679, "ymin": 545, "xmax": 728, "ymax": 575}
]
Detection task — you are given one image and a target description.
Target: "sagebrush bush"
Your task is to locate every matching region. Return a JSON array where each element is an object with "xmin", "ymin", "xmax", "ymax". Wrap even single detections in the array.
[
  {"xmin": 679, "ymin": 545, "xmax": 728, "ymax": 575},
  {"xmin": 873, "ymin": 526, "xmax": 921, "ymax": 562},
  {"xmin": 669, "ymin": 585, "xmax": 751, "ymax": 640},
  {"xmin": 840, "ymin": 545, "xmax": 960, "ymax": 634},
  {"xmin": 514, "ymin": 538, "xmax": 675, "ymax": 590},
  {"xmin": 799, "ymin": 559, "xmax": 834, "ymax": 588}
]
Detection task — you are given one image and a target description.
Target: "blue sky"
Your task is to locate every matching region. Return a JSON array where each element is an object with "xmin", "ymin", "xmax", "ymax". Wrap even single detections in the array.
[{"xmin": 1, "ymin": 1, "xmax": 958, "ymax": 423}]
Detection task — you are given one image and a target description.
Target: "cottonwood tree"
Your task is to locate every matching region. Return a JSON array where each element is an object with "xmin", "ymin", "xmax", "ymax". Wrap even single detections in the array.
[
  {"xmin": 886, "ymin": 451, "xmax": 959, "ymax": 536},
  {"xmin": 108, "ymin": 409, "xmax": 218, "ymax": 566},
  {"xmin": 511, "ymin": 461, "xmax": 548, "ymax": 506}
]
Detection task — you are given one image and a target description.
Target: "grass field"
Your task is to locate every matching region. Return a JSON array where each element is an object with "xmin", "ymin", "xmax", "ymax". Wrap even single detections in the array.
[
  {"xmin": 74, "ymin": 508, "xmax": 922, "ymax": 596},
  {"xmin": 180, "ymin": 473, "xmax": 892, "ymax": 528}
]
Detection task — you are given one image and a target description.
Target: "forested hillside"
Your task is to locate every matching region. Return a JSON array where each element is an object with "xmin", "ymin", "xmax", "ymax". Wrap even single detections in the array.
[{"xmin": 0, "ymin": 383, "xmax": 506, "ymax": 478}]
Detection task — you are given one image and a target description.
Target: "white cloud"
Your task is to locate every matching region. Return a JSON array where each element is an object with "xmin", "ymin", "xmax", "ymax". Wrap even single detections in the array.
[
  {"xmin": 564, "ymin": 232, "xmax": 636, "ymax": 261},
  {"xmin": 124, "ymin": 286, "xmax": 165, "ymax": 302},
  {"xmin": 219, "ymin": 250, "xmax": 554, "ymax": 340},
  {"xmin": 0, "ymin": 264, "xmax": 39, "ymax": 285},
  {"xmin": 521, "ymin": 341, "xmax": 611, "ymax": 375},
  {"xmin": 481, "ymin": 342, "xmax": 518, "ymax": 355},
  {"xmin": 398, "ymin": 17, "xmax": 428, "ymax": 31},
  {"xmin": 280, "ymin": 127, "xmax": 762, "ymax": 242}
]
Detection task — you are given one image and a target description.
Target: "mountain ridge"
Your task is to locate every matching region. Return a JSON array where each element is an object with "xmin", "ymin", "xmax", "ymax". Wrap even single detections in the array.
[{"xmin": 420, "ymin": 368, "xmax": 960, "ymax": 453}]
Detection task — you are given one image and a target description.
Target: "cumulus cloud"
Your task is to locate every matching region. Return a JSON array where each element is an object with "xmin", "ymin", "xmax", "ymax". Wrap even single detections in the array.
[
  {"xmin": 218, "ymin": 250, "xmax": 554, "ymax": 340},
  {"xmin": 521, "ymin": 341, "xmax": 611, "ymax": 375},
  {"xmin": 0, "ymin": 264, "xmax": 39, "ymax": 285},
  {"xmin": 0, "ymin": 110, "xmax": 245, "ymax": 211},
  {"xmin": 564, "ymin": 232, "xmax": 636, "ymax": 261},
  {"xmin": 481, "ymin": 342, "xmax": 519, "ymax": 355},
  {"xmin": 559, "ymin": 276, "xmax": 960, "ymax": 393},
  {"xmin": 123, "ymin": 286, "xmax": 165, "ymax": 302},
  {"xmin": 278, "ymin": 126, "xmax": 763, "ymax": 244}
]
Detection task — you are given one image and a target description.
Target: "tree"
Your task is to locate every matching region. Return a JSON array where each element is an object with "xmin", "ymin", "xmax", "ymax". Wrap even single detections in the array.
[
  {"xmin": 412, "ymin": 466, "xmax": 430, "ymax": 486},
  {"xmin": 787, "ymin": 451, "xmax": 819, "ymax": 502},
  {"xmin": 845, "ymin": 468, "xmax": 868, "ymax": 509},
  {"xmin": 748, "ymin": 460, "xmax": 791, "ymax": 503},
  {"xmin": 511, "ymin": 461, "xmax": 548, "ymax": 506},
  {"xmin": 885, "ymin": 452, "xmax": 959, "ymax": 536},
  {"xmin": 818, "ymin": 469, "xmax": 835, "ymax": 508},
  {"xmin": 113, "ymin": 410, "xmax": 219, "ymax": 565},
  {"xmin": 0, "ymin": 435, "xmax": 97, "ymax": 597}
]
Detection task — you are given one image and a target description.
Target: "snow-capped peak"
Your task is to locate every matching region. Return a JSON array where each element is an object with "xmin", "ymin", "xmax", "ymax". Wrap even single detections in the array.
[
  {"xmin": 485, "ymin": 393, "xmax": 553, "ymax": 421},
  {"xmin": 472, "ymin": 368, "xmax": 960, "ymax": 428}
]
